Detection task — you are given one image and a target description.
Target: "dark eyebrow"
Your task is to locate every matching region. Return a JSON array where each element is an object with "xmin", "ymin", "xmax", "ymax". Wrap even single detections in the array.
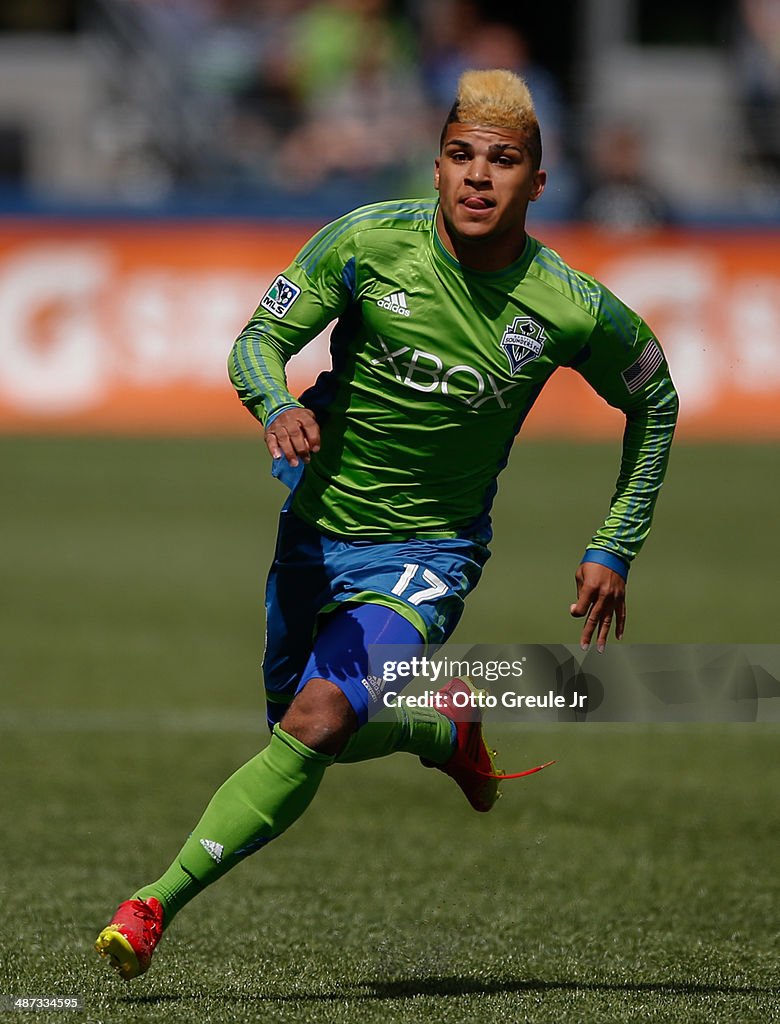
[{"xmin": 444, "ymin": 139, "xmax": 526, "ymax": 157}]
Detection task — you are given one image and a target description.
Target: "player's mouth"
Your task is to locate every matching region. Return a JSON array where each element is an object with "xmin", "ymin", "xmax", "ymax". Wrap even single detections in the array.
[{"xmin": 460, "ymin": 195, "xmax": 496, "ymax": 212}]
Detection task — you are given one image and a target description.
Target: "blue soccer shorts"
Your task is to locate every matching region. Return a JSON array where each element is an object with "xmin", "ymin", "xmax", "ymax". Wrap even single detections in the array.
[{"xmin": 262, "ymin": 505, "xmax": 490, "ymax": 727}]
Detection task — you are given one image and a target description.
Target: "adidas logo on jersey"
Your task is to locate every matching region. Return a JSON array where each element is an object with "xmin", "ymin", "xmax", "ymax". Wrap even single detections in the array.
[
  {"xmin": 377, "ymin": 291, "xmax": 411, "ymax": 317},
  {"xmin": 199, "ymin": 838, "xmax": 224, "ymax": 863}
]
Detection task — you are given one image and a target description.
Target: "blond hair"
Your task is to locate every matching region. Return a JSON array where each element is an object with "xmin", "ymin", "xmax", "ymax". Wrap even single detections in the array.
[{"xmin": 441, "ymin": 69, "xmax": 542, "ymax": 168}]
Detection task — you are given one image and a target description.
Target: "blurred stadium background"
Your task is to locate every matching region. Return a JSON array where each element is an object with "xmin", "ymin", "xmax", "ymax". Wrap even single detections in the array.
[
  {"xmin": 0, "ymin": 0, "xmax": 773, "ymax": 440},
  {"xmin": 0, "ymin": 0, "xmax": 779, "ymax": 437}
]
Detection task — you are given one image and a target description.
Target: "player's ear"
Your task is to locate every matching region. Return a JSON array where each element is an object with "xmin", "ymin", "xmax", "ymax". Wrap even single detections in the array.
[
  {"xmin": 529, "ymin": 169, "xmax": 547, "ymax": 202},
  {"xmin": 434, "ymin": 157, "xmax": 441, "ymax": 191}
]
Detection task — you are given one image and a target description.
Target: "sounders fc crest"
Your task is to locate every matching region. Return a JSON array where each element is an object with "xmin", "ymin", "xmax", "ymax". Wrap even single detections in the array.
[{"xmin": 500, "ymin": 316, "xmax": 546, "ymax": 375}]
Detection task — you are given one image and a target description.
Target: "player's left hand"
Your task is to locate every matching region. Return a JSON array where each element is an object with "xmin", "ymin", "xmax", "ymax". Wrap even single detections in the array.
[{"xmin": 569, "ymin": 562, "xmax": 626, "ymax": 652}]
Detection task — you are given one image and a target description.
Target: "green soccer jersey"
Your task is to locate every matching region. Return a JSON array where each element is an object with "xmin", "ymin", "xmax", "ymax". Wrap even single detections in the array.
[{"xmin": 229, "ymin": 199, "xmax": 678, "ymax": 563}]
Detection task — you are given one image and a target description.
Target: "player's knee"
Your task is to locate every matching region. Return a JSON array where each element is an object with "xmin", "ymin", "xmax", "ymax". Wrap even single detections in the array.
[{"xmin": 281, "ymin": 677, "xmax": 359, "ymax": 756}]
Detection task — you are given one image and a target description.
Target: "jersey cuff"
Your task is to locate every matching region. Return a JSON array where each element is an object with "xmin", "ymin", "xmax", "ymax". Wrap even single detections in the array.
[
  {"xmin": 581, "ymin": 548, "xmax": 630, "ymax": 580},
  {"xmin": 265, "ymin": 402, "xmax": 304, "ymax": 427}
]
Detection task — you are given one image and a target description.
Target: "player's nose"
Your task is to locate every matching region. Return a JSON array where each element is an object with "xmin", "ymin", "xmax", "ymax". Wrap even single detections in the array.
[{"xmin": 465, "ymin": 155, "xmax": 491, "ymax": 185}]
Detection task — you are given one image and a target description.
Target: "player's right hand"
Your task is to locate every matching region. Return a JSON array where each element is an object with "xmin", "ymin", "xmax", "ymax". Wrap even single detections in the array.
[{"xmin": 265, "ymin": 407, "xmax": 320, "ymax": 467}]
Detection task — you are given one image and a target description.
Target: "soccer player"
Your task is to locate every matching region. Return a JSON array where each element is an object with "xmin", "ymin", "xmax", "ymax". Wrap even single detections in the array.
[{"xmin": 95, "ymin": 69, "xmax": 678, "ymax": 979}]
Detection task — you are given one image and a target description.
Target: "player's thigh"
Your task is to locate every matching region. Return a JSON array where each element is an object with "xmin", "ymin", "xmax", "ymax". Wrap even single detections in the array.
[{"xmin": 295, "ymin": 602, "xmax": 424, "ymax": 726}]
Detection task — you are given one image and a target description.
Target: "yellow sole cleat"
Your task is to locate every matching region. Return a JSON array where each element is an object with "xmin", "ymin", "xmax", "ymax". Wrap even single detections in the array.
[{"xmin": 95, "ymin": 897, "xmax": 164, "ymax": 980}]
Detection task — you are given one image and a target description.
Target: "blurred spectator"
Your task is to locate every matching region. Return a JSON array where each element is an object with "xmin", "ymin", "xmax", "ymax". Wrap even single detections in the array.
[
  {"xmin": 734, "ymin": 0, "xmax": 780, "ymax": 179},
  {"xmin": 190, "ymin": 0, "xmax": 305, "ymax": 186},
  {"xmin": 273, "ymin": 0, "xmax": 431, "ymax": 196},
  {"xmin": 579, "ymin": 123, "xmax": 673, "ymax": 232},
  {"xmin": 289, "ymin": 0, "xmax": 412, "ymax": 103},
  {"xmin": 416, "ymin": 0, "xmax": 485, "ymax": 113}
]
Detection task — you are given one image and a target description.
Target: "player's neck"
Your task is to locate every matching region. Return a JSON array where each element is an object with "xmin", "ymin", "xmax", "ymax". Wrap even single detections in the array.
[{"xmin": 435, "ymin": 210, "xmax": 528, "ymax": 272}]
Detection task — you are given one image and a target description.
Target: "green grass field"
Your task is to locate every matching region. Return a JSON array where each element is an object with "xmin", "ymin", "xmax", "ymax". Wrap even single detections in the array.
[{"xmin": 1, "ymin": 438, "xmax": 778, "ymax": 1024}]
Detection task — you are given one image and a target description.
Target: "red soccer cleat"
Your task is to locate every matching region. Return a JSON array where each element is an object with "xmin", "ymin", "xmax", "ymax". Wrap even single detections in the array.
[
  {"xmin": 422, "ymin": 677, "xmax": 554, "ymax": 813},
  {"xmin": 95, "ymin": 897, "xmax": 164, "ymax": 980}
]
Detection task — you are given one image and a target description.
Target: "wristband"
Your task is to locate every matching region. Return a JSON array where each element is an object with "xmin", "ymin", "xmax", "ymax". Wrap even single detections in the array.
[{"xmin": 581, "ymin": 548, "xmax": 629, "ymax": 580}]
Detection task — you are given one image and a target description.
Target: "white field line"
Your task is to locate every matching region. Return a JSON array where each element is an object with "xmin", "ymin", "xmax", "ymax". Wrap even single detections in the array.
[{"xmin": 0, "ymin": 708, "xmax": 266, "ymax": 732}]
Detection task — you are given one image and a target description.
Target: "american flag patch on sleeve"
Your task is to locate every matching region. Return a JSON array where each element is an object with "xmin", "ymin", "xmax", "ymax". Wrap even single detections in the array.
[{"xmin": 621, "ymin": 339, "xmax": 664, "ymax": 394}]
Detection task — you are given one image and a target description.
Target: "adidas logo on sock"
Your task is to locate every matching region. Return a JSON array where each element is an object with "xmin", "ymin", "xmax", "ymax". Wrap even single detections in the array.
[
  {"xmin": 377, "ymin": 290, "xmax": 411, "ymax": 317},
  {"xmin": 199, "ymin": 838, "xmax": 224, "ymax": 863}
]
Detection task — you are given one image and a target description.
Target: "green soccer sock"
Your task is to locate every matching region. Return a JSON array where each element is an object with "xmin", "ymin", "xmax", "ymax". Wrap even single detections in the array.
[
  {"xmin": 336, "ymin": 704, "xmax": 455, "ymax": 765},
  {"xmin": 132, "ymin": 725, "xmax": 333, "ymax": 925}
]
